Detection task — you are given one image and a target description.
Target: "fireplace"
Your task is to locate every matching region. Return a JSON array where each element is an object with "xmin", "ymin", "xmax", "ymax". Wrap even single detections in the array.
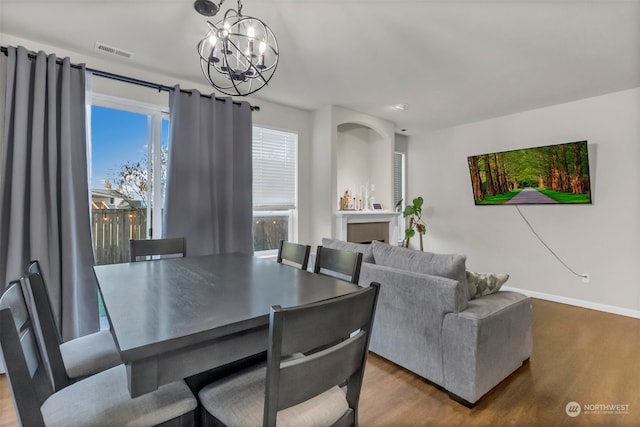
[
  {"xmin": 347, "ymin": 222, "xmax": 388, "ymax": 244},
  {"xmin": 334, "ymin": 211, "xmax": 401, "ymax": 245}
]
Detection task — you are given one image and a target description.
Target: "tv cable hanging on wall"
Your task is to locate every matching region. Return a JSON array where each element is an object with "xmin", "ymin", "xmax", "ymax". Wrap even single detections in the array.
[{"xmin": 515, "ymin": 206, "xmax": 589, "ymax": 282}]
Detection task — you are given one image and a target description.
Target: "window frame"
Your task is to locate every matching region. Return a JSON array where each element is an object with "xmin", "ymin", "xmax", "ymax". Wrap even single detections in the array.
[
  {"xmin": 88, "ymin": 93, "xmax": 169, "ymax": 240},
  {"xmin": 252, "ymin": 124, "xmax": 298, "ymax": 257},
  {"xmin": 394, "ymin": 151, "xmax": 407, "ymax": 245}
]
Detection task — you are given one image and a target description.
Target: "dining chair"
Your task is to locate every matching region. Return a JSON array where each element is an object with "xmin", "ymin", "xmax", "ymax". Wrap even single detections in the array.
[
  {"xmin": 198, "ymin": 282, "xmax": 380, "ymax": 427},
  {"xmin": 276, "ymin": 240, "xmax": 311, "ymax": 270},
  {"xmin": 24, "ymin": 261, "xmax": 121, "ymax": 391},
  {"xmin": 130, "ymin": 237, "xmax": 186, "ymax": 262},
  {"xmin": 313, "ymin": 245, "xmax": 363, "ymax": 284},
  {"xmin": 0, "ymin": 280, "xmax": 197, "ymax": 427}
]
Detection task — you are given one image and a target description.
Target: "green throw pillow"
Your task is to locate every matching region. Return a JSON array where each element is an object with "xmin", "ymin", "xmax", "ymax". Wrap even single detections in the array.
[{"xmin": 466, "ymin": 270, "xmax": 509, "ymax": 300}]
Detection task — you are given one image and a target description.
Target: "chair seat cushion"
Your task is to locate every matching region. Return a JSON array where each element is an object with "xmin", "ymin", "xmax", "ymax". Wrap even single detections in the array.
[
  {"xmin": 199, "ymin": 363, "xmax": 349, "ymax": 427},
  {"xmin": 41, "ymin": 365, "xmax": 197, "ymax": 426},
  {"xmin": 59, "ymin": 330, "xmax": 122, "ymax": 378}
]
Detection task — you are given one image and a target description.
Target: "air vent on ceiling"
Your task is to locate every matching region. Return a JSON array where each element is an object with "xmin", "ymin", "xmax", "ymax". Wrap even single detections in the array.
[{"xmin": 94, "ymin": 42, "xmax": 134, "ymax": 60}]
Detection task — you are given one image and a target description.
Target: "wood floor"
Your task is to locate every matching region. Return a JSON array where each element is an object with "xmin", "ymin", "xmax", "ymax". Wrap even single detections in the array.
[{"xmin": 1, "ymin": 298, "xmax": 638, "ymax": 426}]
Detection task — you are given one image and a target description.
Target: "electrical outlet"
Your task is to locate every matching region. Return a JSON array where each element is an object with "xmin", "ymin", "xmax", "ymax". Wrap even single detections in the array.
[{"xmin": 581, "ymin": 274, "xmax": 590, "ymax": 284}]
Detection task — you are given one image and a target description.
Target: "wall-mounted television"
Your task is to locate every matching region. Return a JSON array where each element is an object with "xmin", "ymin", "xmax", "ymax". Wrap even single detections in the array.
[{"xmin": 467, "ymin": 140, "xmax": 592, "ymax": 205}]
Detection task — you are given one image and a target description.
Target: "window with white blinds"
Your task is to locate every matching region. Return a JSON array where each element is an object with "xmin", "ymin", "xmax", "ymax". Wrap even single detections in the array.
[
  {"xmin": 252, "ymin": 126, "xmax": 297, "ymax": 210},
  {"xmin": 394, "ymin": 151, "xmax": 405, "ymax": 208}
]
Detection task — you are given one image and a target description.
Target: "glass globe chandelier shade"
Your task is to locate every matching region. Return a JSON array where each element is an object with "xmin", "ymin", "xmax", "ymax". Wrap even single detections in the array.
[{"xmin": 197, "ymin": 5, "xmax": 279, "ymax": 96}]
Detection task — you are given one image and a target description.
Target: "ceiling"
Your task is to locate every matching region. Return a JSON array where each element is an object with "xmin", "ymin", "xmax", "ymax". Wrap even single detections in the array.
[{"xmin": 1, "ymin": 0, "xmax": 639, "ymax": 135}]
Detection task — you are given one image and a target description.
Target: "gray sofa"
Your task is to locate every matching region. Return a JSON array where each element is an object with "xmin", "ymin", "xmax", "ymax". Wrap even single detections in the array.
[{"xmin": 320, "ymin": 238, "xmax": 533, "ymax": 406}]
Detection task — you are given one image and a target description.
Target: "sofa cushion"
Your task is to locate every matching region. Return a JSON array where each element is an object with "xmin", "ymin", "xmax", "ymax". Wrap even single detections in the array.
[
  {"xmin": 370, "ymin": 241, "xmax": 466, "ymax": 286},
  {"xmin": 321, "ymin": 238, "xmax": 374, "ymax": 263},
  {"xmin": 466, "ymin": 270, "xmax": 509, "ymax": 299}
]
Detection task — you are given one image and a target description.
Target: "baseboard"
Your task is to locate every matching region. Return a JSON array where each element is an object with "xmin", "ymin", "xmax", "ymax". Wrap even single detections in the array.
[{"xmin": 502, "ymin": 286, "xmax": 640, "ymax": 319}]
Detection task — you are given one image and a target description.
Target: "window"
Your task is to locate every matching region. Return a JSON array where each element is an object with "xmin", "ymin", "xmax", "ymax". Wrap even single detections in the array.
[
  {"xmin": 88, "ymin": 94, "xmax": 169, "ymax": 266},
  {"xmin": 394, "ymin": 151, "xmax": 406, "ymax": 209},
  {"xmin": 394, "ymin": 151, "xmax": 406, "ymax": 244},
  {"xmin": 252, "ymin": 126, "xmax": 297, "ymax": 255}
]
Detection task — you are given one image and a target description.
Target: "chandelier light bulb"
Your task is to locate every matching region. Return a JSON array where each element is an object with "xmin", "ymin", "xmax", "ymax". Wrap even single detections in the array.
[{"xmin": 246, "ymin": 26, "xmax": 255, "ymax": 57}]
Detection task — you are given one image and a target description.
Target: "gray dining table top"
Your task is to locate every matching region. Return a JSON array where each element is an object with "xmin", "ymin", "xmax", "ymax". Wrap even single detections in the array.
[{"xmin": 94, "ymin": 253, "xmax": 362, "ymax": 363}]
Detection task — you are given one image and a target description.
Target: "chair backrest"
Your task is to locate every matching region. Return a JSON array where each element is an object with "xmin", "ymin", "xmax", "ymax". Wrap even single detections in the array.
[
  {"xmin": 23, "ymin": 263, "xmax": 72, "ymax": 391},
  {"xmin": 313, "ymin": 246, "xmax": 363, "ymax": 284},
  {"xmin": 25, "ymin": 261, "xmax": 62, "ymax": 343},
  {"xmin": 130, "ymin": 237, "xmax": 186, "ymax": 262},
  {"xmin": 264, "ymin": 282, "xmax": 380, "ymax": 427},
  {"xmin": 277, "ymin": 240, "xmax": 311, "ymax": 271},
  {"xmin": 0, "ymin": 281, "xmax": 53, "ymax": 426}
]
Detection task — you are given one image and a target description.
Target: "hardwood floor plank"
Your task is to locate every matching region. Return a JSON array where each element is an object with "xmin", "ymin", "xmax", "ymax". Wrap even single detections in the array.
[
  {"xmin": 0, "ymin": 298, "xmax": 638, "ymax": 426},
  {"xmin": 0, "ymin": 373, "xmax": 17, "ymax": 427}
]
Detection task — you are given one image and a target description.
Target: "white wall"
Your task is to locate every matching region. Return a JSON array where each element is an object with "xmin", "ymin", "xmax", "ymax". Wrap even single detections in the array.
[
  {"xmin": 310, "ymin": 106, "xmax": 336, "ymax": 245},
  {"xmin": 337, "ymin": 123, "xmax": 389, "ymax": 210},
  {"xmin": 337, "ymin": 124, "xmax": 372, "ymax": 203},
  {"xmin": 407, "ymin": 87, "xmax": 640, "ymax": 315},
  {"xmin": 309, "ymin": 105, "xmax": 395, "ymax": 246},
  {"xmin": 332, "ymin": 106, "xmax": 395, "ymax": 212}
]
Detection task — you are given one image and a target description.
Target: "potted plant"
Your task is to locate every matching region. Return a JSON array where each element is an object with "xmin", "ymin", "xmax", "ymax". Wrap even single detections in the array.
[{"xmin": 403, "ymin": 196, "xmax": 427, "ymax": 251}]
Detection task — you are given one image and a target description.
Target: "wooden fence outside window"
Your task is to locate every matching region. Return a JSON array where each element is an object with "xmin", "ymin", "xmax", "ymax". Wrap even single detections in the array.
[
  {"xmin": 92, "ymin": 209, "xmax": 288, "ymax": 264},
  {"xmin": 92, "ymin": 209, "xmax": 147, "ymax": 265}
]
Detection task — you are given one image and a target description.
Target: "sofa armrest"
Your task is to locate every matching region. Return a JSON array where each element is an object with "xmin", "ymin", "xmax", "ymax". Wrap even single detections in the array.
[
  {"xmin": 359, "ymin": 262, "xmax": 468, "ymax": 386},
  {"xmin": 442, "ymin": 291, "xmax": 533, "ymax": 404}
]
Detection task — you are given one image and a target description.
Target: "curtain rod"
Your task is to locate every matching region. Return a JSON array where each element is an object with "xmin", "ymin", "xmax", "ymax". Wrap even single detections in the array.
[{"xmin": 1, "ymin": 46, "xmax": 260, "ymax": 111}]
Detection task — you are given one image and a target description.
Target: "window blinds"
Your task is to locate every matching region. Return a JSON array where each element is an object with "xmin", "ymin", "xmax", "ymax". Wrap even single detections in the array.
[
  {"xmin": 394, "ymin": 152, "xmax": 404, "ymax": 207},
  {"xmin": 252, "ymin": 126, "xmax": 297, "ymax": 210}
]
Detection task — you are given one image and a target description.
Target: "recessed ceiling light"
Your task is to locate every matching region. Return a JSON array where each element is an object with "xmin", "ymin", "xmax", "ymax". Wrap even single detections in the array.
[{"xmin": 393, "ymin": 104, "xmax": 408, "ymax": 111}]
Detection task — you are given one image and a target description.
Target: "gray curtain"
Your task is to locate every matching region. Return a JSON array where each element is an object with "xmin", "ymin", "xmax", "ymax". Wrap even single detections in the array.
[
  {"xmin": 0, "ymin": 46, "xmax": 98, "ymax": 340},
  {"xmin": 164, "ymin": 86, "xmax": 253, "ymax": 256}
]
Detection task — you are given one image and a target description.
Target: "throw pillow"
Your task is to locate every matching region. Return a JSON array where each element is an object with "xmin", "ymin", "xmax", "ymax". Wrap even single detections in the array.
[
  {"xmin": 370, "ymin": 240, "xmax": 467, "ymax": 286},
  {"xmin": 321, "ymin": 238, "xmax": 374, "ymax": 263},
  {"xmin": 466, "ymin": 270, "xmax": 509, "ymax": 299}
]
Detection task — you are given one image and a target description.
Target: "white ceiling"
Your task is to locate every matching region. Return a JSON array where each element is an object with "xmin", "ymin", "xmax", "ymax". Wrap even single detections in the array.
[{"xmin": 1, "ymin": 0, "xmax": 639, "ymax": 135}]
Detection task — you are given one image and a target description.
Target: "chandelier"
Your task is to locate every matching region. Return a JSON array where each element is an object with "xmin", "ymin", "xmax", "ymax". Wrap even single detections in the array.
[{"xmin": 195, "ymin": 0, "xmax": 279, "ymax": 96}]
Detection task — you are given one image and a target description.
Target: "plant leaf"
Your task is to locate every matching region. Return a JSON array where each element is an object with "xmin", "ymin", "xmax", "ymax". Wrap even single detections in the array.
[
  {"xmin": 405, "ymin": 229, "xmax": 415, "ymax": 238},
  {"xmin": 413, "ymin": 196, "xmax": 424, "ymax": 210},
  {"xmin": 403, "ymin": 206, "xmax": 415, "ymax": 217}
]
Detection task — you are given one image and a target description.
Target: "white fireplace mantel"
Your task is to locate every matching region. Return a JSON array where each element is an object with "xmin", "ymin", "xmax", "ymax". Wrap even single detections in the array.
[{"xmin": 334, "ymin": 211, "xmax": 402, "ymax": 244}]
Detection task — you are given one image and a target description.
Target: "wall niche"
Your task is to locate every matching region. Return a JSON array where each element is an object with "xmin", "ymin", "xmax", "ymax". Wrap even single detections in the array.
[{"xmin": 336, "ymin": 122, "xmax": 390, "ymax": 211}]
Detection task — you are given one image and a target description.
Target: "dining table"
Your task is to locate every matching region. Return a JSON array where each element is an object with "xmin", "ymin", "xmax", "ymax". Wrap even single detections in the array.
[{"xmin": 93, "ymin": 252, "xmax": 362, "ymax": 397}]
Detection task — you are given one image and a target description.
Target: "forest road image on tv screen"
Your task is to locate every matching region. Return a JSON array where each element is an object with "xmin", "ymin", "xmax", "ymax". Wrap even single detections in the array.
[{"xmin": 467, "ymin": 140, "xmax": 592, "ymax": 205}]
